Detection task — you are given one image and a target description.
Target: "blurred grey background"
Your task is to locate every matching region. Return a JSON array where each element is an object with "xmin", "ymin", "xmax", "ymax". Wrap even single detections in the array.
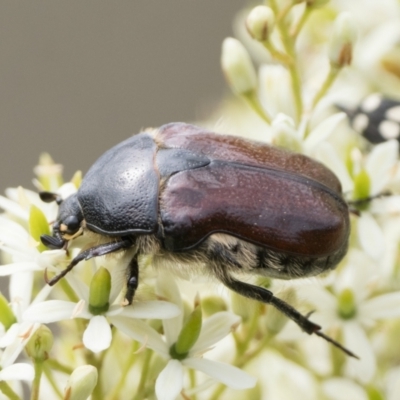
[{"xmin": 0, "ymin": 0, "xmax": 250, "ymax": 191}]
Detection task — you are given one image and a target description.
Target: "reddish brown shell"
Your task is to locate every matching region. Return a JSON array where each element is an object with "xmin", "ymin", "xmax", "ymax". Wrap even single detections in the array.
[{"xmin": 157, "ymin": 123, "xmax": 349, "ymax": 256}]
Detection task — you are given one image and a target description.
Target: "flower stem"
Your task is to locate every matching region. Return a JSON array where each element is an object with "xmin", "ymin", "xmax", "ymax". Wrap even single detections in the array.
[
  {"xmin": 132, "ymin": 349, "xmax": 153, "ymax": 400},
  {"xmin": 107, "ymin": 342, "xmax": 138, "ymax": 400},
  {"xmin": 291, "ymin": 6, "xmax": 313, "ymax": 38},
  {"xmin": 189, "ymin": 369, "xmax": 197, "ymax": 400},
  {"xmin": 270, "ymin": 0, "xmax": 303, "ymax": 123},
  {"xmin": 312, "ymin": 65, "xmax": 340, "ymax": 109},
  {"xmin": 0, "ymin": 381, "xmax": 21, "ymax": 400},
  {"xmin": 43, "ymin": 363, "xmax": 63, "ymax": 399},
  {"xmin": 30, "ymin": 360, "xmax": 44, "ymax": 400},
  {"xmin": 243, "ymin": 91, "xmax": 272, "ymax": 124}
]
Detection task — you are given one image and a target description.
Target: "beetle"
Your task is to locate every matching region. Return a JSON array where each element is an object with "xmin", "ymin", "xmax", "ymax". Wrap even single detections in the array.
[
  {"xmin": 338, "ymin": 93, "xmax": 400, "ymax": 143},
  {"xmin": 40, "ymin": 122, "xmax": 354, "ymax": 357}
]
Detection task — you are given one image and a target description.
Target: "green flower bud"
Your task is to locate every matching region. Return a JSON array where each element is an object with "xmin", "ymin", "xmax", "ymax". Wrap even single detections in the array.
[
  {"xmin": 170, "ymin": 303, "xmax": 202, "ymax": 360},
  {"xmin": 328, "ymin": 12, "xmax": 357, "ymax": 68},
  {"xmin": 306, "ymin": 0, "xmax": 329, "ymax": 7},
  {"xmin": 246, "ymin": 6, "xmax": 275, "ymax": 42},
  {"xmin": 266, "ymin": 288, "xmax": 296, "ymax": 335},
  {"xmin": 231, "ymin": 291, "xmax": 256, "ymax": 322},
  {"xmin": 64, "ymin": 365, "xmax": 98, "ymax": 400},
  {"xmin": 0, "ymin": 293, "xmax": 16, "ymax": 330},
  {"xmin": 71, "ymin": 170, "xmax": 82, "ymax": 189},
  {"xmin": 221, "ymin": 37, "xmax": 257, "ymax": 95},
  {"xmin": 338, "ymin": 288, "xmax": 357, "ymax": 320},
  {"xmin": 202, "ymin": 295, "xmax": 227, "ymax": 317},
  {"xmin": 353, "ymin": 169, "xmax": 371, "ymax": 210},
  {"xmin": 26, "ymin": 325, "xmax": 54, "ymax": 362},
  {"xmin": 29, "ymin": 205, "xmax": 51, "ymax": 252},
  {"xmin": 89, "ymin": 267, "xmax": 111, "ymax": 315}
]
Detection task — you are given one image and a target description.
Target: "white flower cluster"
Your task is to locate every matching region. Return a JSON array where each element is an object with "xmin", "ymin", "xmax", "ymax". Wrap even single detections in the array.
[{"xmin": 1, "ymin": 1, "xmax": 400, "ymax": 399}]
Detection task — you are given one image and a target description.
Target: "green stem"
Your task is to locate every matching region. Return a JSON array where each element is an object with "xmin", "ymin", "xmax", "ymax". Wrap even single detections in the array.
[
  {"xmin": 189, "ymin": 369, "xmax": 197, "ymax": 400},
  {"xmin": 30, "ymin": 361, "xmax": 44, "ymax": 400},
  {"xmin": 43, "ymin": 364, "xmax": 63, "ymax": 399},
  {"xmin": 263, "ymin": 41, "xmax": 292, "ymax": 65},
  {"xmin": 46, "ymin": 359, "xmax": 73, "ymax": 375},
  {"xmin": 0, "ymin": 381, "xmax": 21, "ymax": 400},
  {"xmin": 59, "ymin": 279, "xmax": 79, "ymax": 303},
  {"xmin": 107, "ymin": 342, "xmax": 138, "ymax": 400},
  {"xmin": 270, "ymin": 0, "xmax": 303, "ymax": 123},
  {"xmin": 85, "ymin": 352, "xmax": 104, "ymax": 400},
  {"xmin": 243, "ymin": 91, "xmax": 272, "ymax": 124},
  {"xmin": 311, "ymin": 65, "xmax": 340, "ymax": 109},
  {"xmin": 291, "ymin": 6, "xmax": 312, "ymax": 38},
  {"xmin": 132, "ymin": 349, "xmax": 153, "ymax": 400}
]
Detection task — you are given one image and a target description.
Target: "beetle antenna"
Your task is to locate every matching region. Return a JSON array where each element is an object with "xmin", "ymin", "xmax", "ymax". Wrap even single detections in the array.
[{"xmin": 219, "ymin": 275, "xmax": 359, "ymax": 358}]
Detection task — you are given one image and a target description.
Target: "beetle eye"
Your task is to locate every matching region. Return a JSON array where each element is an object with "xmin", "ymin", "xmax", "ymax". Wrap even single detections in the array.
[{"xmin": 63, "ymin": 216, "xmax": 80, "ymax": 233}]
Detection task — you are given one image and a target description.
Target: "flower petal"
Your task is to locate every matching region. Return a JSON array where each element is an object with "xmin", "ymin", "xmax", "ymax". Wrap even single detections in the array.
[
  {"xmin": 304, "ymin": 112, "xmax": 346, "ymax": 152},
  {"xmin": 357, "ymin": 213, "xmax": 385, "ymax": 260},
  {"xmin": 322, "ymin": 377, "xmax": 367, "ymax": 400},
  {"xmin": 156, "ymin": 271, "xmax": 183, "ymax": 345},
  {"xmin": 365, "ymin": 139, "xmax": 399, "ymax": 194},
  {"xmin": 191, "ymin": 312, "xmax": 240, "ymax": 354},
  {"xmin": 314, "ymin": 142, "xmax": 353, "ymax": 192},
  {"xmin": 155, "ymin": 360, "xmax": 184, "ymax": 400},
  {"xmin": 110, "ymin": 315, "xmax": 168, "ymax": 357},
  {"xmin": 0, "ymin": 363, "xmax": 34, "ymax": 381},
  {"xmin": 342, "ymin": 322, "xmax": 376, "ymax": 383},
  {"xmin": 183, "ymin": 358, "xmax": 256, "ymax": 389},
  {"xmin": 0, "ymin": 262, "xmax": 41, "ymax": 276},
  {"xmin": 23, "ymin": 300, "xmax": 77, "ymax": 323},
  {"xmin": 83, "ymin": 315, "xmax": 112, "ymax": 353},
  {"xmin": 119, "ymin": 301, "xmax": 181, "ymax": 320},
  {"xmin": 361, "ymin": 292, "xmax": 400, "ymax": 320}
]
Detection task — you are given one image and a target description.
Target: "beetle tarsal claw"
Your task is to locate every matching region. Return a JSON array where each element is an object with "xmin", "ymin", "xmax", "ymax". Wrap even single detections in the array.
[{"xmin": 315, "ymin": 330, "xmax": 359, "ymax": 359}]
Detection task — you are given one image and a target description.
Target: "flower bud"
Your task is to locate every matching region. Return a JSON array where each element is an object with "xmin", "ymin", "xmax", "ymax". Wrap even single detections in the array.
[
  {"xmin": 0, "ymin": 293, "xmax": 16, "ymax": 330},
  {"xmin": 246, "ymin": 6, "xmax": 275, "ymax": 42},
  {"xmin": 328, "ymin": 12, "xmax": 357, "ymax": 68},
  {"xmin": 221, "ymin": 38, "xmax": 257, "ymax": 95},
  {"xmin": 338, "ymin": 288, "xmax": 357, "ymax": 319},
  {"xmin": 29, "ymin": 205, "xmax": 51, "ymax": 252},
  {"xmin": 353, "ymin": 169, "xmax": 370, "ymax": 209},
  {"xmin": 170, "ymin": 303, "xmax": 202, "ymax": 359},
  {"xmin": 71, "ymin": 170, "xmax": 82, "ymax": 189},
  {"xmin": 306, "ymin": 0, "xmax": 329, "ymax": 7},
  {"xmin": 202, "ymin": 295, "xmax": 227, "ymax": 317},
  {"xmin": 89, "ymin": 267, "xmax": 111, "ymax": 315},
  {"xmin": 26, "ymin": 325, "xmax": 53, "ymax": 362},
  {"xmin": 64, "ymin": 365, "xmax": 98, "ymax": 400},
  {"xmin": 33, "ymin": 153, "xmax": 63, "ymax": 192}
]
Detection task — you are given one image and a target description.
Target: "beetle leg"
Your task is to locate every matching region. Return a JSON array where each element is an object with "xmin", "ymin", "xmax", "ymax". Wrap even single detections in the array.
[
  {"xmin": 45, "ymin": 238, "xmax": 134, "ymax": 286},
  {"xmin": 219, "ymin": 275, "xmax": 358, "ymax": 358},
  {"xmin": 125, "ymin": 256, "xmax": 139, "ymax": 305}
]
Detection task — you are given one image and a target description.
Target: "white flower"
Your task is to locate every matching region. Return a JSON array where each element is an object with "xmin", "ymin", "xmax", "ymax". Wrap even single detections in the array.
[
  {"xmin": 298, "ymin": 249, "xmax": 400, "ymax": 382},
  {"xmin": 112, "ymin": 272, "xmax": 256, "ymax": 400},
  {"xmin": 22, "ymin": 267, "xmax": 180, "ymax": 354}
]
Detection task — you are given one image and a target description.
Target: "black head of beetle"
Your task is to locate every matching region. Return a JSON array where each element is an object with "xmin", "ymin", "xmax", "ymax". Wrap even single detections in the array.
[
  {"xmin": 40, "ymin": 122, "xmax": 356, "ymax": 358},
  {"xmin": 40, "ymin": 192, "xmax": 84, "ymax": 249}
]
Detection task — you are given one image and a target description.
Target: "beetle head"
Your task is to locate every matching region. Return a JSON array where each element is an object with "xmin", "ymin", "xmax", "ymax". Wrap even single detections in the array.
[{"xmin": 40, "ymin": 193, "xmax": 84, "ymax": 249}]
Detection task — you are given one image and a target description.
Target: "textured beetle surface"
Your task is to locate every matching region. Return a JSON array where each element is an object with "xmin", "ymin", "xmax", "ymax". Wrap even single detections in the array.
[{"xmin": 41, "ymin": 123, "xmax": 353, "ymax": 356}]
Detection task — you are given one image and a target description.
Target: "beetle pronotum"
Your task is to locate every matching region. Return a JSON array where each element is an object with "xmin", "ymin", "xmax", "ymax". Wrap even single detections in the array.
[{"xmin": 40, "ymin": 123, "xmax": 355, "ymax": 357}]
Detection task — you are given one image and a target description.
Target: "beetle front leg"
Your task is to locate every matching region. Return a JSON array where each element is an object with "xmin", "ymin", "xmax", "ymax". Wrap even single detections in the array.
[
  {"xmin": 125, "ymin": 256, "xmax": 139, "ymax": 305},
  {"xmin": 45, "ymin": 238, "xmax": 134, "ymax": 286},
  {"xmin": 219, "ymin": 275, "xmax": 358, "ymax": 358}
]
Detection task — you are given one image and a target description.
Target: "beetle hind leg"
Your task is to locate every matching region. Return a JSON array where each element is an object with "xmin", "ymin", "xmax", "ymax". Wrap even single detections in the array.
[{"xmin": 218, "ymin": 273, "xmax": 358, "ymax": 358}]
